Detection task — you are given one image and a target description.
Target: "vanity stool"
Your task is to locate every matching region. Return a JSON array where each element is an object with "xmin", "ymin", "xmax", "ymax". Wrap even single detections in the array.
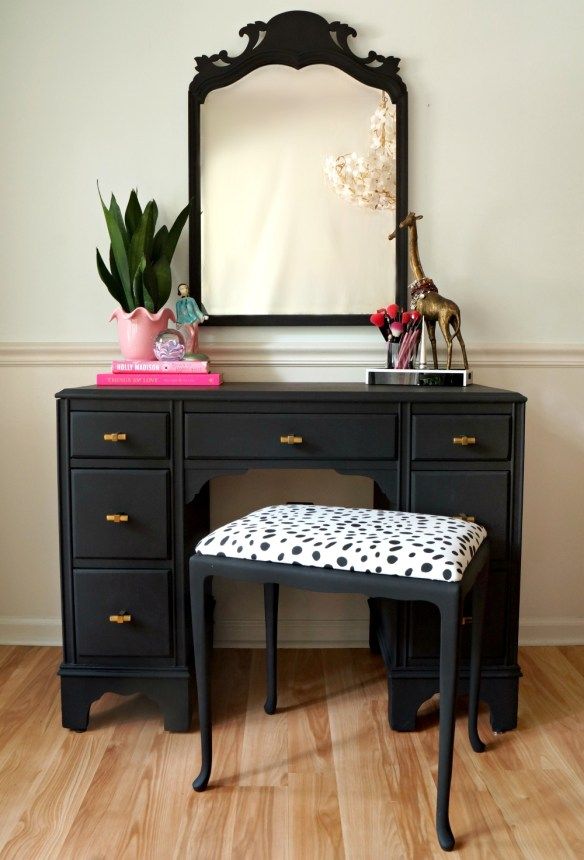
[{"xmin": 189, "ymin": 504, "xmax": 490, "ymax": 852}]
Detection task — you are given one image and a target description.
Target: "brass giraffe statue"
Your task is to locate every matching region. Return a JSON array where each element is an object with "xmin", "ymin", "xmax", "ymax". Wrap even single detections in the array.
[{"xmin": 389, "ymin": 212, "xmax": 469, "ymax": 370}]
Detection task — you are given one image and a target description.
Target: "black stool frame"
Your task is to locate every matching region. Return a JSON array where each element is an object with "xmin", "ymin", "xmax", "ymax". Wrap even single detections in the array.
[{"xmin": 190, "ymin": 540, "xmax": 489, "ymax": 852}]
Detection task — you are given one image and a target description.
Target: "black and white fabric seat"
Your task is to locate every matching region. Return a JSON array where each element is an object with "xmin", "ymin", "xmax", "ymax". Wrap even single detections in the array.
[
  {"xmin": 190, "ymin": 503, "xmax": 490, "ymax": 852},
  {"xmin": 196, "ymin": 503, "xmax": 487, "ymax": 582}
]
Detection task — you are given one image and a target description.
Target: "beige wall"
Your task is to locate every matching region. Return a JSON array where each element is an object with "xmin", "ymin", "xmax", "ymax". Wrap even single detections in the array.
[{"xmin": 1, "ymin": 1, "xmax": 583, "ymax": 645}]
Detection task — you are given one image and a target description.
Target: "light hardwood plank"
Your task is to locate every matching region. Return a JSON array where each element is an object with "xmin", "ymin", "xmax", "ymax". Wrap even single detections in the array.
[
  {"xmin": 231, "ymin": 787, "xmax": 288, "ymax": 859},
  {"xmin": 238, "ymin": 650, "xmax": 288, "ymax": 787},
  {"xmin": 59, "ymin": 697, "xmax": 165, "ymax": 859},
  {"xmin": 559, "ymin": 644, "xmax": 584, "ymax": 679},
  {"xmin": 0, "ymin": 649, "xmax": 67, "ymax": 847},
  {"xmin": 1, "ymin": 645, "xmax": 583, "ymax": 859},
  {"xmin": 0, "ymin": 645, "xmax": 23, "ymax": 678},
  {"xmin": 288, "ymin": 773, "xmax": 344, "ymax": 859},
  {"xmin": 209, "ymin": 648, "xmax": 253, "ymax": 787},
  {"xmin": 173, "ymin": 786, "xmax": 238, "ymax": 859},
  {"xmin": 322, "ymin": 650, "xmax": 407, "ymax": 859},
  {"xmin": 286, "ymin": 649, "xmax": 334, "ymax": 773},
  {"xmin": 1, "ymin": 729, "xmax": 115, "ymax": 860}
]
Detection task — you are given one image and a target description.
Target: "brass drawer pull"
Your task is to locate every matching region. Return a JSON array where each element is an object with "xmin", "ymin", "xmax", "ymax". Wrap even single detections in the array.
[
  {"xmin": 280, "ymin": 435, "xmax": 303, "ymax": 445},
  {"xmin": 453, "ymin": 435, "xmax": 476, "ymax": 446},
  {"xmin": 103, "ymin": 433, "xmax": 127, "ymax": 442},
  {"xmin": 106, "ymin": 514, "xmax": 129, "ymax": 523},
  {"xmin": 109, "ymin": 612, "xmax": 132, "ymax": 624},
  {"xmin": 455, "ymin": 513, "xmax": 476, "ymax": 523}
]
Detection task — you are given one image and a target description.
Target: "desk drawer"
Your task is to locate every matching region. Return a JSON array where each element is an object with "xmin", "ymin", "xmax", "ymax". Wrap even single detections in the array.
[
  {"xmin": 74, "ymin": 569, "xmax": 171, "ymax": 657},
  {"xmin": 71, "ymin": 469, "xmax": 169, "ymax": 558},
  {"xmin": 71, "ymin": 412, "xmax": 169, "ymax": 458},
  {"xmin": 412, "ymin": 415, "xmax": 511, "ymax": 461},
  {"xmin": 411, "ymin": 470, "xmax": 509, "ymax": 559},
  {"xmin": 185, "ymin": 413, "xmax": 397, "ymax": 460}
]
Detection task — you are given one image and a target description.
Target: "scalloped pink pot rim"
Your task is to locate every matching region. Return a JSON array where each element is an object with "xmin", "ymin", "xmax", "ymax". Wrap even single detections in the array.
[
  {"xmin": 110, "ymin": 307, "xmax": 176, "ymax": 360},
  {"xmin": 109, "ymin": 307, "xmax": 176, "ymax": 323}
]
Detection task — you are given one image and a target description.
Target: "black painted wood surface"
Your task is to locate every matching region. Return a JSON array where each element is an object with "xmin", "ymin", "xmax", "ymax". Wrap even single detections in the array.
[
  {"xmin": 71, "ymin": 469, "xmax": 169, "ymax": 559},
  {"xmin": 185, "ymin": 412, "xmax": 398, "ymax": 460},
  {"xmin": 55, "ymin": 382, "xmax": 526, "ymax": 733},
  {"xmin": 74, "ymin": 569, "xmax": 172, "ymax": 657},
  {"xmin": 70, "ymin": 411, "xmax": 169, "ymax": 458}
]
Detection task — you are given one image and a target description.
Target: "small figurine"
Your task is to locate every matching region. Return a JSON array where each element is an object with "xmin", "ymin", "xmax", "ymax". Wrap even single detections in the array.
[
  {"xmin": 175, "ymin": 283, "xmax": 209, "ymax": 360},
  {"xmin": 389, "ymin": 213, "xmax": 469, "ymax": 370}
]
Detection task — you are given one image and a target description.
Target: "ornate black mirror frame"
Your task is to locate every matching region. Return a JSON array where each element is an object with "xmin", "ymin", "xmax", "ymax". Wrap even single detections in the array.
[{"xmin": 188, "ymin": 10, "xmax": 408, "ymax": 326}]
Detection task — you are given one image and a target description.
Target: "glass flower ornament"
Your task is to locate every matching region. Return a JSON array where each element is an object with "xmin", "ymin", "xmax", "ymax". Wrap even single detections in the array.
[{"xmin": 153, "ymin": 328, "xmax": 186, "ymax": 362}]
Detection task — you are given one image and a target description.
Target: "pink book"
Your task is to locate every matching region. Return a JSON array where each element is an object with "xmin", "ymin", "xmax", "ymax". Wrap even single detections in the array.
[
  {"xmin": 97, "ymin": 373, "xmax": 222, "ymax": 387},
  {"xmin": 111, "ymin": 360, "xmax": 209, "ymax": 374}
]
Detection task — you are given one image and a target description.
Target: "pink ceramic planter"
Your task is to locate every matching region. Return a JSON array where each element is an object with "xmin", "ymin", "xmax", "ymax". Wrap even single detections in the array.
[{"xmin": 110, "ymin": 307, "xmax": 176, "ymax": 360}]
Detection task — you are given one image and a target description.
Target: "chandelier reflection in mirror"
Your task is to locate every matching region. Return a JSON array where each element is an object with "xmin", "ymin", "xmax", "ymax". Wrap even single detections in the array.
[{"xmin": 324, "ymin": 93, "xmax": 396, "ymax": 211}]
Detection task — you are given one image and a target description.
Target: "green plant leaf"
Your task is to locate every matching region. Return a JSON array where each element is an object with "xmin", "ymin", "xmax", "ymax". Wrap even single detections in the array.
[
  {"xmin": 96, "ymin": 248, "xmax": 129, "ymax": 311},
  {"xmin": 142, "ymin": 260, "xmax": 160, "ymax": 312},
  {"xmin": 109, "ymin": 194, "xmax": 129, "ymax": 253},
  {"xmin": 124, "ymin": 189, "xmax": 142, "ymax": 235},
  {"xmin": 132, "ymin": 264, "xmax": 143, "ymax": 309},
  {"xmin": 143, "ymin": 282, "xmax": 154, "ymax": 312},
  {"xmin": 132, "ymin": 257, "xmax": 154, "ymax": 311},
  {"xmin": 98, "ymin": 188, "xmax": 133, "ymax": 310},
  {"xmin": 153, "ymin": 255, "xmax": 172, "ymax": 310},
  {"xmin": 129, "ymin": 201, "xmax": 155, "ymax": 281},
  {"xmin": 143, "ymin": 204, "xmax": 155, "ymax": 259},
  {"xmin": 109, "ymin": 245, "xmax": 122, "ymax": 287},
  {"xmin": 109, "ymin": 246, "xmax": 127, "ymax": 307},
  {"xmin": 163, "ymin": 199, "xmax": 193, "ymax": 263},
  {"xmin": 151, "ymin": 200, "xmax": 158, "ymax": 231},
  {"xmin": 152, "ymin": 225, "xmax": 169, "ymax": 262}
]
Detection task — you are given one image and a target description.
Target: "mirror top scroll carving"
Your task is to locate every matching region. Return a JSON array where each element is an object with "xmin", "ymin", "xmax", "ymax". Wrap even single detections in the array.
[{"xmin": 189, "ymin": 10, "xmax": 408, "ymax": 325}]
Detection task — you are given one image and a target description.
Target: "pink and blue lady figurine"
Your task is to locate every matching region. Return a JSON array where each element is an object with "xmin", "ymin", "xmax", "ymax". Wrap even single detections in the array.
[{"xmin": 176, "ymin": 283, "xmax": 209, "ymax": 359}]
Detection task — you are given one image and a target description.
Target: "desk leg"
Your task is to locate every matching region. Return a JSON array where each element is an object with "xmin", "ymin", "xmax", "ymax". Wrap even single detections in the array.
[
  {"xmin": 387, "ymin": 672, "xmax": 520, "ymax": 732},
  {"xmin": 159, "ymin": 677, "xmax": 194, "ymax": 732},
  {"xmin": 59, "ymin": 674, "xmax": 194, "ymax": 733},
  {"xmin": 388, "ymin": 676, "xmax": 438, "ymax": 732},
  {"xmin": 61, "ymin": 677, "xmax": 91, "ymax": 732}
]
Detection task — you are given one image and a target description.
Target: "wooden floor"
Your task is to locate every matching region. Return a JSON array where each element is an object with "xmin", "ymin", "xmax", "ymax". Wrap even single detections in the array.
[{"xmin": 0, "ymin": 646, "xmax": 583, "ymax": 859}]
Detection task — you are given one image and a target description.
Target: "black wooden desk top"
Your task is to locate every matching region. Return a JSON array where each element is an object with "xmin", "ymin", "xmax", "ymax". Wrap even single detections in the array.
[{"xmin": 56, "ymin": 382, "xmax": 527, "ymax": 403}]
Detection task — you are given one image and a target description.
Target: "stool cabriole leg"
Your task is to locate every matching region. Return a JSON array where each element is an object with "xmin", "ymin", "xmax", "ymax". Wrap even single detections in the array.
[
  {"xmin": 190, "ymin": 567, "xmax": 212, "ymax": 792},
  {"xmin": 436, "ymin": 589, "xmax": 461, "ymax": 852},
  {"xmin": 264, "ymin": 583, "xmax": 279, "ymax": 715},
  {"xmin": 468, "ymin": 563, "xmax": 489, "ymax": 753}
]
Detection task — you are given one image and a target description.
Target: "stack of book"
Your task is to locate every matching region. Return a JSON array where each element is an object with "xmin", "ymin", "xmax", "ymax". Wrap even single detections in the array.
[{"xmin": 96, "ymin": 359, "xmax": 222, "ymax": 387}]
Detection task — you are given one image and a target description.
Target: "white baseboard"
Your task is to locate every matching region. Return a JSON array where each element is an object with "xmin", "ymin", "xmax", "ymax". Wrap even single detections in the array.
[
  {"xmin": 0, "ymin": 617, "xmax": 63, "ymax": 647},
  {"xmin": 1, "ymin": 615, "xmax": 583, "ymax": 648},
  {"xmin": 518, "ymin": 617, "xmax": 584, "ymax": 646}
]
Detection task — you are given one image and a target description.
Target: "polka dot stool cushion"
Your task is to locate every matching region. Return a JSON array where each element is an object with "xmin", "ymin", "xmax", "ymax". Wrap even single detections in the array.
[{"xmin": 196, "ymin": 504, "xmax": 487, "ymax": 582}]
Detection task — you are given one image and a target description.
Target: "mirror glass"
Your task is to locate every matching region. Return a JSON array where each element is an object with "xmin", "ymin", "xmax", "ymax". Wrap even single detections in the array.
[{"xmin": 200, "ymin": 65, "xmax": 396, "ymax": 316}]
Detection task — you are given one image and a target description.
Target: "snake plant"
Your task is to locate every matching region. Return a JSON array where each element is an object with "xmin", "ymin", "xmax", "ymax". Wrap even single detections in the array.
[{"xmin": 96, "ymin": 187, "xmax": 192, "ymax": 313}]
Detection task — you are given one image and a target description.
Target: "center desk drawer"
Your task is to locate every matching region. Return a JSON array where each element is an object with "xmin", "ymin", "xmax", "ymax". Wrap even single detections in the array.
[
  {"xmin": 71, "ymin": 469, "xmax": 169, "ymax": 559},
  {"xmin": 74, "ymin": 569, "xmax": 171, "ymax": 657},
  {"xmin": 412, "ymin": 414, "xmax": 511, "ymax": 461},
  {"xmin": 70, "ymin": 412, "xmax": 169, "ymax": 458},
  {"xmin": 185, "ymin": 413, "xmax": 397, "ymax": 460}
]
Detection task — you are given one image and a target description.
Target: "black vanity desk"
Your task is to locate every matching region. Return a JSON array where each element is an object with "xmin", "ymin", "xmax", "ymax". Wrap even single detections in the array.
[{"xmin": 56, "ymin": 382, "xmax": 526, "ymax": 733}]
